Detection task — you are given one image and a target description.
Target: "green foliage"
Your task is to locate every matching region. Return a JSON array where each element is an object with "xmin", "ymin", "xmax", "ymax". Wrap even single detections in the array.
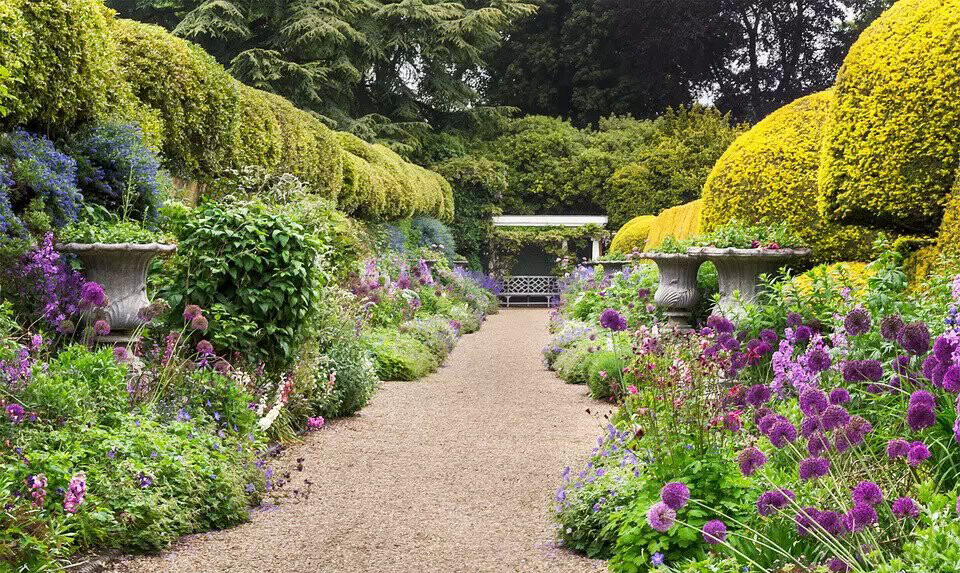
[
  {"xmin": 492, "ymin": 224, "xmax": 609, "ymax": 276},
  {"xmin": 818, "ymin": 0, "xmax": 960, "ymax": 234},
  {"xmin": 111, "ymin": 17, "xmax": 241, "ymax": 179},
  {"xmin": 702, "ymin": 90, "xmax": 881, "ymax": 263},
  {"xmin": 433, "ymin": 156, "xmax": 506, "ymax": 269},
  {"xmin": 159, "ymin": 200, "xmax": 326, "ymax": 373},
  {"xmin": 872, "ymin": 493, "xmax": 960, "ymax": 573},
  {"xmin": 58, "ymin": 209, "xmax": 172, "ymax": 244},
  {"xmin": 363, "ymin": 327, "xmax": 439, "ymax": 381}
]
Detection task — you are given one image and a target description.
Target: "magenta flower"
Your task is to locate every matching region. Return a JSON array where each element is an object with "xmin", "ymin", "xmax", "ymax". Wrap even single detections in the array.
[
  {"xmin": 5, "ymin": 403, "xmax": 27, "ymax": 423},
  {"xmin": 899, "ymin": 321, "xmax": 931, "ymax": 355},
  {"xmin": 842, "ymin": 360, "xmax": 883, "ymax": 382},
  {"xmin": 93, "ymin": 320, "xmax": 110, "ymax": 336},
  {"xmin": 599, "ymin": 308, "xmax": 628, "ymax": 331},
  {"xmin": 886, "ymin": 439, "xmax": 911, "ymax": 459},
  {"xmin": 738, "ymin": 446, "xmax": 767, "ymax": 477},
  {"xmin": 844, "ymin": 503, "xmax": 877, "ymax": 532},
  {"xmin": 64, "ymin": 472, "xmax": 87, "ymax": 513},
  {"xmin": 827, "ymin": 558, "xmax": 850, "ymax": 572},
  {"xmin": 891, "ymin": 497, "xmax": 920, "ymax": 519},
  {"xmin": 881, "ymin": 314, "xmax": 905, "ymax": 341},
  {"xmin": 756, "ymin": 489, "xmax": 795, "ymax": 516},
  {"xmin": 821, "ymin": 405, "xmax": 850, "ymax": 431},
  {"xmin": 660, "ymin": 482, "xmax": 690, "ymax": 510},
  {"xmin": 851, "ymin": 481, "xmax": 883, "ymax": 506},
  {"xmin": 907, "ymin": 403, "xmax": 937, "ymax": 431},
  {"xmin": 745, "ymin": 384, "xmax": 772, "ymax": 407},
  {"xmin": 844, "ymin": 307, "xmax": 872, "ymax": 336},
  {"xmin": 646, "ymin": 501, "xmax": 676, "ymax": 532},
  {"xmin": 907, "ymin": 442, "xmax": 931, "ymax": 467},
  {"xmin": 307, "ymin": 416, "xmax": 325, "ymax": 430},
  {"xmin": 190, "ymin": 315, "xmax": 209, "ymax": 331},
  {"xmin": 768, "ymin": 420, "xmax": 798, "ymax": 448},
  {"xmin": 80, "ymin": 282, "xmax": 107, "ymax": 308},
  {"xmin": 828, "ymin": 388, "xmax": 850, "ymax": 406},
  {"xmin": 196, "ymin": 340, "xmax": 214, "ymax": 356},
  {"xmin": 799, "ymin": 387, "xmax": 829, "ymax": 416},
  {"xmin": 702, "ymin": 520, "xmax": 727, "ymax": 544},
  {"xmin": 807, "ymin": 433, "xmax": 830, "ymax": 456}
]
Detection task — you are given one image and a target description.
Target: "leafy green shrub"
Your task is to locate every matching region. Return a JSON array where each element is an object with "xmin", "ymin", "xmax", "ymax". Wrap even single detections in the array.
[
  {"xmin": 586, "ymin": 351, "xmax": 630, "ymax": 400},
  {"xmin": 553, "ymin": 340, "xmax": 596, "ymax": 384},
  {"xmin": 363, "ymin": 327, "xmax": 439, "ymax": 381},
  {"xmin": 701, "ymin": 91, "xmax": 880, "ymax": 263},
  {"xmin": 449, "ymin": 303, "xmax": 483, "ymax": 334},
  {"xmin": 400, "ymin": 315, "xmax": 458, "ymax": 360},
  {"xmin": 433, "ymin": 156, "xmax": 506, "ymax": 269},
  {"xmin": 818, "ymin": 0, "xmax": 960, "ymax": 234},
  {"xmin": 411, "ymin": 216, "xmax": 455, "ymax": 260},
  {"xmin": 111, "ymin": 18, "xmax": 240, "ymax": 179},
  {"xmin": 304, "ymin": 329, "xmax": 380, "ymax": 418},
  {"xmin": 159, "ymin": 200, "xmax": 325, "ymax": 373}
]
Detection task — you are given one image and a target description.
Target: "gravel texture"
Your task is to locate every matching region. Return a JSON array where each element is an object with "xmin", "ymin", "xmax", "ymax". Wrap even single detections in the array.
[{"xmin": 112, "ymin": 309, "xmax": 611, "ymax": 573}]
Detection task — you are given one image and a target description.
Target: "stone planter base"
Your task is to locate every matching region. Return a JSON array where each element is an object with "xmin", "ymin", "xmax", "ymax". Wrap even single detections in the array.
[
  {"xmin": 58, "ymin": 242, "xmax": 177, "ymax": 338},
  {"xmin": 642, "ymin": 253, "xmax": 705, "ymax": 330},
  {"xmin": 687, "ymin": 247, "xmax": 811, "ymax": 317}
]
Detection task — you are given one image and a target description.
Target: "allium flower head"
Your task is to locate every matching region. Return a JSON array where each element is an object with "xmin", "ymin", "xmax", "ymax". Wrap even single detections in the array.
[
  {"xmin": 760, "ymin": 329, "xmax": 778, "ymax": 344},
  {"xmin": 924, "ymin": 354, "xmax": 942, "ymax": 382},
  {"xmin": 745, "ymin": 384, "xmax": 772, "ymax": 407},
  {"xmin": 907, "ymin": 442, "xmax": 931, "ymax": 467},
  {"xmin": 830, "ymin": 388, "xmax": 850, "ymax": 405},
  {"xmin": 113, "ymin": 346, "xmax": 129, "ymax": 362},
  {"xmin": 800, "ymin": 416, "xmax": 820, "ymax": 438},
  {"xmin": 886, "ymin": 439, "xmax": 910, "ymax": 459},
  {"xmin": 851, "ymin": 481, "xmax": 883, "ymax": 506},
  {"xmin": 934, "ymin": 336, "xmax": 958, "ymax": 363},
  {"xmin": 842, "ymin": 360, "xmax": 883, "ymax": 382},
  {"xmin": 769, "ymin": 420, "xmax": 798, "ymax": 448},
  {"xmin": 758, "ymin": 413, "xmax": 783, "ymax": 435},
  {"xmin": 183, "ymin": 304, "xmax": 202, "ymax": 322},
  {"xmin": 196, "ymin": 340, "xmax": 214, "ymax": 356},
  {"xmin": 827, "ymin": 558, "xmax": 850, "ymax": 573},
  {"xmin": 821, "ymin": 405, "xmax": 850, "ymax": 431},
  {"xmin": 844, "ymin": 307, "xmax": 872, "ymax": 336},
  {"xmin": 891, "ymin": 497, "xmax": 920, "ymax": 519},
  {"xmin": 93, "ymin": 320, "xmax": 110, "ymax": 336},
  {"xmin": 795, "ymin": 507, "xmax": 820, "ymax": 536},
  {"xmin": 80, "ymin": 282, "xmax": 107, "ymax": 308},
  {"xmin": 646, "ymin": 501, "xmax": 676, "ymax": 532},
  {"xmin": 943, "ymin": 365, "xmax": 960, "ymax": 393},
  {"xmin": 190, "ymin": 315, "xmax": 209, "ymax": 331},
  {"xmin": 599, "ymin": 308, "xmax": 628, "ymax": 331},
  {"xmin": 799, "ymin": 457, "xmax": 830, "ymax": 480},
  {"xmin": 706, "ymin": 314, "xmax": 735, "ymax": 334},
  {"xmin": 880, "ymin": 314, "xmax": 904, "ymax": 341},
  {"xmin": 799, "ymin": 387, "xmax": 829, "ymax": 416},
  {"xmin": 660, "ymin": 482, "xmax": 690, "ymax": 510},
  {"xmin": 702, "ymin": 520, "xmax": 727, "ymax": 544},
  {"xmin": 794, "ymin": 325, "xmax": 813, "ymax": 342},
  {"xmin": 756, "ymin": 489, "xmax": 795, "ymax": 516},
  {"xmin": 907, "ymin": 403, "xmax": 937, "ymax": 431},
  {"xmin": 844, "ymin": 503, "xmax": 878, "ymax": 532},
  {"xmin": 806, "ymin": 346, "xmax": 832, "ymax": 373},
  {"xmin": 899, "ymin": 321, "xmax": 931, "ymax": 355},
  {"xmin": 738, "ymin": 446, "xmax": 767, "ymax": 476},
  {"xmin": 911, "ymin": 390, "xmax": 936, "ymax": 409},
  {"xmin": 786, "ymin": 312, "xmax": 803, "ymax": 328}
]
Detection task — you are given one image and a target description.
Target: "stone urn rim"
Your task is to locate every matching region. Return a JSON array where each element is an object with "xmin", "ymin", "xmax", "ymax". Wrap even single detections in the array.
[
  {"xmin": 584, "ymin": 259, "xmax": 634, "ymax": 265},
  {"xmin": 638, "ymin": 251, "xmax": 707, "ymax": 261},
  {"xmin": 685, "ymin": 246, "xmax": 811, "ymax": 260},
  {"xmin": 57, "ymin": 242, "xmax": 178, "ymax": 255}
]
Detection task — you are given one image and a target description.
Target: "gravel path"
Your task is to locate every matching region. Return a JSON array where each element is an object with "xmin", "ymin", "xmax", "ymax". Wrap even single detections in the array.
[{"xmin": 112, "ymin": 309, "xmax": 611, "ymax": 573}]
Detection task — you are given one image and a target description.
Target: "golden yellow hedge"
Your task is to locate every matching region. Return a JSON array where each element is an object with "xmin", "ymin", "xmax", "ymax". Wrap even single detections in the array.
[
  {"xmin": 792, "ymin": 262, "xmax": 874, "ymax": 298},
  {"xmin": 818, "ymin": 0, "xmax": 960, "ymax": 234},
  {"xmin": 610, "ymin": 215, "xmax": 656, "ymax": 255},
  {"xmin": 644, "ymin": 199, "xmax": 703, "ymax": 250},
  {"xmin": 910, "ymin": 170, "xmax": 960, "ymax": 282},
  {"xmin": 701, "ymin": 91, "xmax": 879, "ymax": 263}
]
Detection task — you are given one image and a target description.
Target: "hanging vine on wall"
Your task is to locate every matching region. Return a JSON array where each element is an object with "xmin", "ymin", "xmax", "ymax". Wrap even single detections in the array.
[{"xmin": 491, "ymin": 224, "xmax": 610, "ymax": 276}]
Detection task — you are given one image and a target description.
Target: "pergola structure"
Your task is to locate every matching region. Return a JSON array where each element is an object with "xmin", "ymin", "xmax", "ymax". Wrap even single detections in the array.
[{"xmin": 491, "ymin": 215, "xmax": 608, "ymax": 307}]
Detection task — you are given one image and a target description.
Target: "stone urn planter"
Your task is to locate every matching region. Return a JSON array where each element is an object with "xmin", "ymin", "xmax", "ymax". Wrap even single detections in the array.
[
  {"xmin": 687, "ymin": 247, "xmax": 811, "ymax": 317},
  {"xmin": 642, "ymin": 252, "xmax": 705, "ymax": 330},
  {"xmin": 58, "ymin": 242, "xmax": 177, "ymax": 338}
]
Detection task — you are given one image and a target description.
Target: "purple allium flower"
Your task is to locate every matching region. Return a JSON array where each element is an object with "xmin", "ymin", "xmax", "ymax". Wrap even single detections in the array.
[
  {"xmin": 794, "ymin": 325, "xmax": 813, "ymax": 342},
  {"xmin": 93, "ymin": 320, "xmax": 110, "ymax": 336},
  {"xmin": 821, "ymin": 405, "xmax": 850, "ymax": 431},
  {"xmin": 190, "ymin": 315, "xmax": 209, "ymax": 331},
  {"xmin": 660, "ymin": 482, "xmax": 690, "ymax": 510},
  {"xmin": 196, "ymin": 340, "xmax": 214, "ymax": 356},
  {"xmin": 113, "ymin": 346, "xmax": 129, "ymax": 362},
  {"xmin": 799, "ymin": 457, "xmax": 830, "ymax": 480},
  {"xmin": 756, "ymin": 489, "xmax": 795, "ymax": 516},
  {"xmin": 769, "ymin": 420, "xmax": 798, "ymax": 448},
  {"xmin": 907, "ymin": 403, "xmax": 937, "ymax": 431},
  {"xmin": 842, "ymin": 360, "xmax": 884, "ymax": 382},
  {"xmin": 80, "ymin": 282, "xmax": 107, "ymax": 308},
  {"xmin": 844, "ymin": 307, "xmax": 872, "ymax": 336},
  {"xmin": 646, "ymin": 501, "xmax": 676, "ymax": 532},
  {"xmin": 816, "ymin": 510, "xmax": 845, "ymax": 535},
  {"xmin": 899, "ymin": 322, "xmax": 931, "ymax": 355},
  {"xmin": 806, "ymin": 347, "xmax": 832, "ymax": 373},
  {"xmin": 891, "ymin": 497, "xmax": 920, "ymax": 519},
  {"xmin": 851, "ymin": 481, "xmax": 883, "ymax": 506},
  {"xmin": 738, "ymin": 446, "xmax": 767, "ymax": 477},
  {"xmin": 881, "ymin": 314, "xmax": 905, "ymax": 341},
  {"xmin": 702, "ymin": 520, "xmax": 727, "ymax": 544},
  {"xmin": 934, "ymin": 336, "xmax": 958, "ymax": 363},
  {"xmin": 943, "ymin": 365, "xmax": 960, "ymax": 393},
  {"xmin": 795, "ymin": 507, "xmax": 820, "ymax": 536},
  {"xmin": 760, "ymin": 329, "xmax": 778, "ymax": 345},
  {"xmin": 57, "ymin": 319, "xmax": 76, "ymax": 334},
  {"xmin": 786, "ymin": 312, "xmax": 804, "ymax": 328},
  {"xmin": 183, "ymin": 305, "xmax": 202, "ymax": 322},
  {"xmin": 844, "ymin": 503, "xmax": 877, "ymax": 532},
  {"xmin": 758, "ymin": 413, "xmax": 783, "ymax": 435},
  {"xmin": 887, "ymin": 439, "xmax": 911, "ymax": 459},
  {"xmin": 745, "ymin": 384, "xmax": 772, "ymax": 407},
  {"xmin": 827, "ymin": 558, "xmax": 850, "ymax": 572},
  {"xmin": 911, "ymin": 390, "xmax": 936, "ymax": 409},
  {"xmin": 907, "ymin": 442, "xmax": 931, "ymax": 467},
  {"xmin": 214, "ymin": 360, "xmax": 231, "ymax": 374},
  {"xmin": 599, "ymin": 308, "xmax": 628, "ymax": 331},
  {"xmin": 799, "ymin": 387, "xmax": 829, "ymax": 416},
  {"xmin": 923, "ymin": 354, "xmax": 941, "ymax": 383}
]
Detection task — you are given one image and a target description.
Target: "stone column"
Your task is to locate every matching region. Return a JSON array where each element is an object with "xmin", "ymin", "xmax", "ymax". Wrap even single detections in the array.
[{"xmin": 591, "ymin": 238, "xmax": 601, "ymax": 261}]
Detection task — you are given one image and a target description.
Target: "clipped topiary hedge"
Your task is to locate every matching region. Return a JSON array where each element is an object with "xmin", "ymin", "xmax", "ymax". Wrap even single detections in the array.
[
  {"xmin": 0, "ymin": 0, "xmax": 138, "ymax": 134},
  {"xmin": 609, "ymin": 215, "xmax": 656, "ymax": 255},
  {"xmin": 111, "ymin": 18, "xmax": 241, "ymax": 179},
  {"xmin": 644, "ymin": 199, "xmax": 703, "ymax": 251},
  {"xmin": 818, "ymin": 0, "xmax": 960, "ymax": 234},
  {"xmin": 702, "ymin": 91, "xmax": 880, "ymax": 263}
]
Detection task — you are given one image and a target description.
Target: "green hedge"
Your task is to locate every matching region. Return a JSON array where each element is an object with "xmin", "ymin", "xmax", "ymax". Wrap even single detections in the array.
[
  {"xmin": 111, "ymin": 18, "xmax": 240, "ymax": 179},
  {"xmin": 702, "ymin": 91, "xmax": 880, "ymax": 263},
  {"xmin": 818, "ymin": 0, "xmax": 960, "ymax": 234},
  {"xmin": 0, "ymin": 0, "xmax": 138, "ymax": 134}
]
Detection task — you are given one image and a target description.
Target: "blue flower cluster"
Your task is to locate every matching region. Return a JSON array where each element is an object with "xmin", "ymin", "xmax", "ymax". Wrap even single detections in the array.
[
  {"xmin": 0, "ymin": 165, "xmax": 22, "ymax": 236},
  {"xmin": 70, "ymin": 122, "xmax": 166, "ymax": 222},
  {"xmin": 3, "ymin": 129, "xmax": 82, "ymax": 227}
]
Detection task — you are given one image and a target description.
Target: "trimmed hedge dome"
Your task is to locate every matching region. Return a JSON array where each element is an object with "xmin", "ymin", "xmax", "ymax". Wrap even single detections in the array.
[
  {"xmin": 702, "ymin": 90, "xmax": 879, "ymax": 263},
  {"xmin": 609, "ymin": 215, "xmax": 656, "ymax": 255},
  {"xmin": 644, "ymin": 199, "xmax": 703, "ymax": 251},
  {"xmin": 818, "ymin": 0, "xmax": 960, "ymax": 234}
]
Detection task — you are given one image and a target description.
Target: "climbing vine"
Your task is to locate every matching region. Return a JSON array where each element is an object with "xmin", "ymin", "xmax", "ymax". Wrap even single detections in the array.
[{"xmin": 491, "ymin": 224, "xmax": 610, "ymax": 276}]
